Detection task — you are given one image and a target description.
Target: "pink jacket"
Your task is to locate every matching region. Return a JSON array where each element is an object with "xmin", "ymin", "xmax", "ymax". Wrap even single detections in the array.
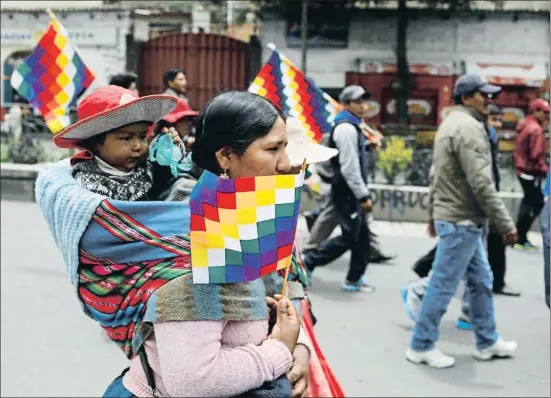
[{"xmin": 122, "ymin": 319, "xmax": 311, "ymax": 397}]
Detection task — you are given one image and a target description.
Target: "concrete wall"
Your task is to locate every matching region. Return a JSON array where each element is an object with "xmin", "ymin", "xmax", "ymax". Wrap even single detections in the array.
[
  {"xmin": 1, "ymin": 163, "xmax": 536, "ymax": 230},
  {"xmin": 0, "ymin": 163, "xmax": 42, "ymax": 202},
  {"xmin": 300, "ymin": 183, "xmax": 538, "ymax": 231},
  {"xmin": 368, "ymin": 184, "xmax": 526, "ymax": 226},
  {"xmin": 260, "ymin": 12, "xmax": 550, "ymax": 87}
]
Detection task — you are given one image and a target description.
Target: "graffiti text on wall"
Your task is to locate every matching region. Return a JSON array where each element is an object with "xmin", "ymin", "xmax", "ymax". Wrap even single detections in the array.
[{"xmin": 371, "ymin": 189, "xmax": 429, "ymax": 215}]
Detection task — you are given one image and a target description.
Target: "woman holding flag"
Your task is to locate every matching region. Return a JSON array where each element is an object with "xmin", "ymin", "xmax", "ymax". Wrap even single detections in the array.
[{"xmin": 35, "ymin": 88, "xmax": 345, "ymax": 397}]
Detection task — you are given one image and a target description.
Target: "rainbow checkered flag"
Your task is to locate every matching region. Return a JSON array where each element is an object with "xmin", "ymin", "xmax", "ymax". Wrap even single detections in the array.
[
  {"xmin": 189, "ymin": 169, "xmax": 306, "ymax": 284},
  {"xmin": 249, "ymin": 45, "xmax": 342, "ymax": 143},
  {"xmin": 10, "ymin": 11, "xmax": 95, "ymax": 133}
]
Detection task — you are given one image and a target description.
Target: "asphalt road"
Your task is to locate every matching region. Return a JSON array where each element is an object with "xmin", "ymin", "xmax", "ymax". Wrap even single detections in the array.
[{"xmin": 1, "ymin": 200, "xmax": 549, "ymax": 397}]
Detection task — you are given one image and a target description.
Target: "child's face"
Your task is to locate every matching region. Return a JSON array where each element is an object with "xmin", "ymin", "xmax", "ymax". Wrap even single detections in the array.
[
  {"xmin": 175, "ymin": 117, "xmax": 194, "ymax": 138},
  {"xmin": 95, "ymin": 122, "xmax": 150, "ymax": 172}
]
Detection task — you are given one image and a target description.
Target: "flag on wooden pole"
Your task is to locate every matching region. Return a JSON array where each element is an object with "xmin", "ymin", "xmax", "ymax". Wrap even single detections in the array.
[
  {"xmin": 249, "ymin": 44, "xmax": 342, "ymax": 143},
  {"xmin": 10, "ymin": 10, "xmax": 95, "ymax": 133}
]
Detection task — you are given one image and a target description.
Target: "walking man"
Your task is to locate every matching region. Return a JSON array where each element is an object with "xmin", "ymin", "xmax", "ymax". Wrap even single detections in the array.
[
  {"xmin": 513, "ymin": 98, "xmax": 550, "ymax": 250},
  {"xmin": 303, "ymin": 85, "xmax": 374, "ymax": 292},
  {"xmin": 407, "ymin": 75, "xmax": 518, "ymax": 368},
  {"xmin": 303, "ymin": 119, "xmax": 392, "ymax": 265}
]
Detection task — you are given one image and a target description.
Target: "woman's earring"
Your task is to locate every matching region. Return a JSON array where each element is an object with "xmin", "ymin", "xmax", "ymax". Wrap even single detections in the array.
[{"xmin": 220, "ymin": 166, "xmax": 229, "ymax": 179}]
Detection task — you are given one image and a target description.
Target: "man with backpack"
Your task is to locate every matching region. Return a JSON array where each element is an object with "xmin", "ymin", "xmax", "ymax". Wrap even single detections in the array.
[{"xmin": 302, "ymin": 85, "xmax": 375, "ymax": 293}]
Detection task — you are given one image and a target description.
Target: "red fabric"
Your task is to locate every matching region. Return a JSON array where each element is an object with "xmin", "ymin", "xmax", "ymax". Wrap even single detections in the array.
[
  {"xmin": 528, "ymin": 98, "xmax": 550, "ymax": 113},
  {"xmin": 514, "ymin": 115, "xmax": 549, "ymax": 177},
  {"xmin": 162, "ymin": 99, "xmax": 199, "ymax": 123},
  {"xmin": 301, "ymin": 300, "xmax": 345, "ymax": 398},
  {"xmin": 77, "ymin": 85, "xmax": 139, "ymax": 120},
  {"xmin": 70, "ymin": 150, "xmax": 94, "ymax": 165}
]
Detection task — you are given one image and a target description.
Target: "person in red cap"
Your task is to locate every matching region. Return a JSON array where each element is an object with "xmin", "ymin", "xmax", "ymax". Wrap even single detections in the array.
[
  {"xmin": 153, "ymin": 98, "xmax": 199, "ymax": 151},
  {"xmin": 53, "ymin": 85, "xmax": 184, "ymax": 201},
  {"xmin": 513, "ymin": 97, "xmax": 550, "ymax": 250}
]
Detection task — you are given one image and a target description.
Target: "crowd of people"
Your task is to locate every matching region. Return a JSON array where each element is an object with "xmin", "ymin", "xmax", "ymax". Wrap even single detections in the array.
[{"xmin": 34, "ymin": 66, "xmax": 549, "ymax": 397}]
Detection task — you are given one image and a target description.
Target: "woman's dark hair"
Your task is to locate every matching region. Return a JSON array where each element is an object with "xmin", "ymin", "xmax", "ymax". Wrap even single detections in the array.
[
  {"xmin": 163, "ymin": 68, "xmax": 184, "ymax": 88},
  {"xmin": 191, "ymin": 91, "xmax": 284, "ymax": 173},
  {"xmin": 109, "ymin": 72, "xmax": 137, "ymax": 89}
]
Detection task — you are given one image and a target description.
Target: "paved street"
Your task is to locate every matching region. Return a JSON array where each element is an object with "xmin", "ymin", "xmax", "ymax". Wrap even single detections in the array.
[{"xmin": 1, "ymin": 200, "xmax": 549, "ymax": 397}]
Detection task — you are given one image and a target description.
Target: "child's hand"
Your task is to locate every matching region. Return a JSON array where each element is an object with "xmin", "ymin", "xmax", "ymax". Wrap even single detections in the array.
[{"xmin": 161, "ymin": 127, "xmax": 182, "ymax": 145}]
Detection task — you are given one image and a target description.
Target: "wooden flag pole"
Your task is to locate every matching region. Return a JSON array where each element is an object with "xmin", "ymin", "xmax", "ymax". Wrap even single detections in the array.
[
  {"xmin": 280, "ymin": 261, "xmax": 292, "ymax": 298},
  {"xmin": 280, "ymin": 158, "xmax": 308, "ymax": 298}
]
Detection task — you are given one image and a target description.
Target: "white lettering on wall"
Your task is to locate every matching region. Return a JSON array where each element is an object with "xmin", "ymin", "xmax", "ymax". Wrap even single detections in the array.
[{"xmin": 1, "ymin": 27, "xmax": 119, "ymax": 46}]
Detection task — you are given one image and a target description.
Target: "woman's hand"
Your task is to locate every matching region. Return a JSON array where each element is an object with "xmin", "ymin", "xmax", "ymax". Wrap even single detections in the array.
[
  {"xmin": 288, "ymin": 344, "xmax": 310, "ymax": 397},
  {"xmin": 268, "ymin": 297, "xmax": 300, "ymax": 353}
]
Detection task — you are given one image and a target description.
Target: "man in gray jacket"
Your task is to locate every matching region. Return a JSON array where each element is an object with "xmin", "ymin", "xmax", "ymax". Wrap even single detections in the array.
[
  {"xmin": 407, "ymin": 75, "xmax": 518, "ymax": 368},
  {"xmin": 303, "ymin": 85, "xmax": 374, "ymax": 293}
]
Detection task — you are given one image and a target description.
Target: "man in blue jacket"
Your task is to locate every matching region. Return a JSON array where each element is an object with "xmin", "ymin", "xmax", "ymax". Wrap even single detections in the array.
[{"xmin": 303, "ymin": 85, "xmax": 374, "ymax": 293}]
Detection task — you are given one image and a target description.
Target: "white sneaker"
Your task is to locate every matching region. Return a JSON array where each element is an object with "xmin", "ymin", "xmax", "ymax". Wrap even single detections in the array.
[
  {"xmin": 473, "ymin": 338, "xmax": 517, "ymax": 361},
  {"xmin": 405, "ymin": 347, "xmax": 455, "ymax": 368}
]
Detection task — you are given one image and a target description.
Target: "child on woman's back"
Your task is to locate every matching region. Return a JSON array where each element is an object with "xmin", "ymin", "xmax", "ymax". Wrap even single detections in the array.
[{"xmin": 53, "ymin": 85, "xmax": 183, "ymax": 201}]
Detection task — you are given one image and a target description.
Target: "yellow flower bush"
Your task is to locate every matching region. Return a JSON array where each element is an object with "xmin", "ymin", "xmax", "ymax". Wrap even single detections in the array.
[{"xmin": 376, "ymin": 136, "xmax": 413, "ymax": 184}]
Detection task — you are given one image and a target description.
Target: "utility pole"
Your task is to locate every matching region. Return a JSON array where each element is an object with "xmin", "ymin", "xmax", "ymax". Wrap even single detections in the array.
[
  {"xmin": 300, "ymin": 0, "xmax": 309, "ymax": 73},
  {"xmin": 227, "ymin": 1, "xmax": 233, "ymax": 27}
]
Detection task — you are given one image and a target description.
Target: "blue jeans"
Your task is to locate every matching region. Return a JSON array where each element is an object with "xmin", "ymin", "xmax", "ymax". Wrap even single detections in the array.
[
  {"xmin": 540, "ymin": 199, "xmax": 550, "ymax": 308},
  {"xmin": 411, "ymin": 221, "xmax": 499, "ymax": 351}
]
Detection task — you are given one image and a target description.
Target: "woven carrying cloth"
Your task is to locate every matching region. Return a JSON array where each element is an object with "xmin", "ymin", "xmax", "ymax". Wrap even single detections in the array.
[{"xmin": 35, "ymin": 160, "xmax": 307, "ymax": 359}]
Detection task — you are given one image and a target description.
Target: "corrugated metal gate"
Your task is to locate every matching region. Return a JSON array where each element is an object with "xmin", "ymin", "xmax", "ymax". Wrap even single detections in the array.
[{"xmin": 138, "ymin": 33, "xmax": 251, "ymax": 110}]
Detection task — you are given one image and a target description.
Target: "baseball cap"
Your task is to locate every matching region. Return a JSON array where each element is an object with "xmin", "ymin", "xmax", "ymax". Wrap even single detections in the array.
[
  {"xmin": 528, "ymin": 98, "xmax": 550, "ymax": 113},
  {"xmin": 453, "ymin": 74, "xmax": 501, "ymax": 97},
  {"xmin": 339, "ymin": 85, "xmax": 371, "ymax": 103}
]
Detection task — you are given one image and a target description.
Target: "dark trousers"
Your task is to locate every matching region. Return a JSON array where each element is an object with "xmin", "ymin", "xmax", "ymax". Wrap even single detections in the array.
[
  {"xmin": 413, "ymin": 232, "xmax": 506, "ymax": 292},
  {"xmin": 516, "ymin": 176, "xmax": 545, "ymax": 244},
  {"xmin": 305, "ymin": 183, "xmax": 370, "ymax": 283},
  {"xmin": 540, "ymin": 199, "xmax": 550, "ymax": 308},
  {"xmin": 487, "ymin": 229, "xmax": 506, "ymax": 291}
]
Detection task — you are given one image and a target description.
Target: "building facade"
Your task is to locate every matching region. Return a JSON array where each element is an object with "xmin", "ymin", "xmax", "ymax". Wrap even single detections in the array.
[{"xmin": 260, "ymin": 8, "xmax": 550, "ymax": 91}]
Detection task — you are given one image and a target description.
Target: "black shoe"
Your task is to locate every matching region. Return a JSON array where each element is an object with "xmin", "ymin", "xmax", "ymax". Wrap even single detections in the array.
[
  {"xmin": 370, "ymin": 253, "xmax": 396, "ymax": 263},
  {"xmin": 493, "ymin": 285, "xmax": 521, "ymax": 297},
  {"xmin": 369, "ymin": 247, "xmax": 396, "ymax": 264}
]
